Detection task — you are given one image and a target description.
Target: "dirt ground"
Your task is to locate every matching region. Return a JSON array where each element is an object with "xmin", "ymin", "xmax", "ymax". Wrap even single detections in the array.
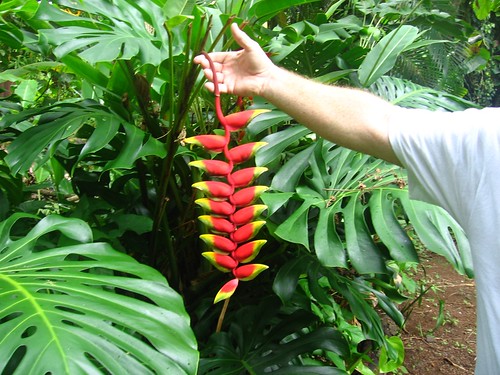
[{"xmin": 400, "ymin": 252, "xmax": 477, "ymax": 374}]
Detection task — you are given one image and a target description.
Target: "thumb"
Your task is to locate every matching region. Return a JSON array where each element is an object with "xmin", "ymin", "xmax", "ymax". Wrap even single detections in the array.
[{"xmin": 231, "ymin": 23, "xmax": 257, "ymax": 51}]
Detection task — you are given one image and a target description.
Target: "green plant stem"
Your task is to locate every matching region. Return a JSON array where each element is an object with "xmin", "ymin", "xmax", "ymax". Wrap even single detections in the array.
[
  {"xmin": 207, "ymin": 16, "xmax": 235, "ymax": 53},
  {"xmin": 152, "ymin": 18, "xmax": 214, "ymax": 274},
  {"xmin": 122, "ymin": 60, "xmax": 163, "ymax": 138},
  {"xmin": 135, "ymin": 159, "xmax": 151, "ymax": 209},
  {"xmin": 163, "ymin": 215, "xmax": 179, "ymax": 287},
  {"xmin": 151, "ymin": 26, "xmax": 180, "ymax": 276},
  {"xmin": 151, "ymin": 147, "xmax": 177, "ymax": 265},
  {"xmin": 216, "ymin": 297, "xmax": 231, "ymax": 333},
  {"xmin": 242, "ymin": 361, "xmax": 258, "ymax": 375}
]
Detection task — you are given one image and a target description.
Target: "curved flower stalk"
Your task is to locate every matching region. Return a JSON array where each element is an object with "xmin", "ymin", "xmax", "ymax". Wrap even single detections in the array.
[{"xmin": 186, "ymin": 52, "xmax": 270, "ymax": 305}]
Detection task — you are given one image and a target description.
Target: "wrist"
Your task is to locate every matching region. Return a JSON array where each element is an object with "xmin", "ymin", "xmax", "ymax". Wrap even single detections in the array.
[{"xmin": 258, "ymin": 65, "xmax": 288, "ymax": 100}]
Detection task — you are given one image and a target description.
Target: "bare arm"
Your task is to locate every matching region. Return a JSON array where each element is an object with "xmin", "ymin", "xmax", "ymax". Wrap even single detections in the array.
[{"xmin": 194, "ymin": 23, "xmax": 401, "ymax": 165}]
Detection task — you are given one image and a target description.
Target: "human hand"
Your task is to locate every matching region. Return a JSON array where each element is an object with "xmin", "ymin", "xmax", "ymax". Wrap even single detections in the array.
[{"xmin": 194, "ymin": 23, "xmax": 277, "ymax": 97}]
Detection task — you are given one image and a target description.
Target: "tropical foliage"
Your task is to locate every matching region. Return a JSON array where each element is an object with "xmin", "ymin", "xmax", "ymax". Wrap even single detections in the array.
[{"xmin": 0, "ymin": 0, "xmax": 493, "ymax": 373}]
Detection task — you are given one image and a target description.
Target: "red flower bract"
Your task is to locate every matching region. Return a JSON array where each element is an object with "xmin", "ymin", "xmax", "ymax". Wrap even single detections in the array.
[
  {"xmin": 184, "ymin": 134, "xmax": 227, "ymax": 152},
  {"xmin": 198, "ymin": 215, "xmax": 235, "ymax": 234},
  {"xmin": 195, "ymin": 198, "xmax": 235, "ymax": 216},
  {"xmin": 230, "ymin": 167, "xmax": 268, "ymax": 188},
  {"xmin": 214, "ymin": 279, "xmax": 239, "ymax": 304},
  {"xmin": 230, "ymin": 221, "xmax": 266, "ymax": 243},
  {"xmin": 230, "ymin": 205, "xmax": 268, "ymax": 226},
  {"xmin": 200, "ymin": 234, "xmax": 237, "ymax": 253},
  {"xmin": 189, "ymin": 159, "xmax": 232, "ymax": 176},
  {"xmin": 192, "ymin": 181, "xmax": 233, "ymax": 198},
  {"xmin": 224, "ymin": 109, "xmax": 270, "ymax": 131},
  {"xmin": 230, "ymin": 186, "xmax": 268, "ymax": 207},
  {"xmin": 202, "ymin": 252, "xmax": 238, "ymax": 272},
  {"xmin": 227, "ymin": 142, "xmax": 267, "ymax": 164},
  {"xmin": 189, "ymin": 52, "xmax": 269, "ymax": 304},
  {"xmin": 232, "ymin": 240, "xmax": 267, "ymax": 263},
  {"xmin": 233, "ymin": 264, "xmax": 269, "ymax": 281}
]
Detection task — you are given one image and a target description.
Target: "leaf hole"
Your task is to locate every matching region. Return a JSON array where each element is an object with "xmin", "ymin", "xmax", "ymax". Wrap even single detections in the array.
[
  {"xmin": 0, "ymin": 311, "xmax": 23, "ymax": 324},
  {"xmin": 340, "ymin": 196, "xmax": 350, "ymax": 209},
  {"xmin": 21, "ymin": 325, "xmax": 37, "ymax": 338},
  {"xmin": 61, "ymin": 319, "xmax": 83, "ymax": 329},
  {"xmin": 7, "ymin": 255, "xmax": 22, "ymax": 263},
  {"xmin": 335, "ymin": 212, "xmax": 345, "ymax": 237},
  {"xmin": 110, "ymin": 319, "xmax": 157, "ymax": 350},
  {"xmin": 64, "ymin": 253, "xmax": 98, "ymax": 261},
  {"xmin": 35, "ymin": 268, "xmax": 64, "ymax": 273},
  {"xmin": 84, "ymin": 353, "xmax": 112, "ymax": 375},
  {"xmin": 36, "ymin": 288, "xmax": 68, "ymax": 295},
  {"xmin": 1, "ymin": 345, "xmax": 26, "ymax": 375},
  {"xmin": 114, "ymin": 287, "xmax": 156, "ymax": 306},
  {"xmin": 55, "ymin": 305, "xmax": 86, "ymax": 315}
]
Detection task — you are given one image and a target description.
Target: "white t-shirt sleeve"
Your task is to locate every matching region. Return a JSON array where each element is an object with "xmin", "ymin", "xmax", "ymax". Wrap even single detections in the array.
[
  {"xmin": 389, "ymin": 107, "xmax": 500, "ymax": 375},
  {"xmin": 388, "ymin": 107, "xmax": 500, "ymax": 229}
]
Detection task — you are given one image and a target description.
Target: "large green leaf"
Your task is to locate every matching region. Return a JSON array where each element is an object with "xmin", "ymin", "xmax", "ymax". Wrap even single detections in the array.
[
  {"xmin": 35, "ymin": 0, "xmax": 169, "ymax": 65},
  {"xmin": 247, "ymin": 0, "xmax": 321, "ymax": 21},
  {"xmin": 5, "ymin": 104, "xmax": 88, "ymax": 174},
  {"xmin": 358, "ymin": 25, "xmax": 419, "ymax": 87},
  {"xmin": 273, "ymin": 195, "xmax": 321, "ymax": 251},
  {"xmin": 162, "ymin": 0, "xmax": 196, "ymax": 19},
  {"xmin": 271, "ymin": 144, "xmax": 315, "ymax": 192},
  {"xmin": 343, "ymin": 191, "xmax": 386, "ymax": 274},
  {"xmin": 369, "ymin": 189, "xmax": 417, "ymax": 263},
  {"xmin": 2, "ymin": 101, "xmax": 166, "ymax": 174},
  {"xmin": 76, "ymin": 116, "xmax": 121, "ymax": 164},
  {"xmin": 394, "ymin": 190, "xmax": 473, "ymax": 277},
  {"xmin": 473, "ymin": 0, "xmax": 500, "ymax": 20},
  {"xmin": 247, "ymin": 110, "xmax": 291, "ymax": 136},
  {"xmin": 314, "ymin": 207, "xmax": 347, "ymax": 268},
  {"xmin": 256, "ymin": 125, "xmax": 310, "ymax": 166},
  {"xmin": 267, "ymin": 17, "xmax": 361, "ymax": 73},
  {"xmin": 273, "ymin": 255, "xmax": 403, "ymax": 356},
  {"xmin": 13, "ymin": 79, "xmax": 38, "ymax": 107},
  {"xmin": 259, "ymin": 134, "xmax": 472, "ymax": 276},
  {"xmin": 104, "ymin": 122, "xmax": 167, "ymax": 170},
  {"xmin": 0, "ymin": 214, "xmax": 198, "ymax": 374},
  {"xmin": 60, "ymin": 54, "xmax": 109, "ymax": 89},
  {"xmin": 200, "ymin": 296, "xmax": 348, "ymax": 375},
  {"xmin": 0, "ymin": 0, "xmax": 38, "ymax": 15}
]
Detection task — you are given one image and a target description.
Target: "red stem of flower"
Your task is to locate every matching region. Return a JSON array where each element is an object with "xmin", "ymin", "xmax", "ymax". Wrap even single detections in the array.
[{"xmin": 201, "ymin": 51, "xmax": 235, "ymax": 187}]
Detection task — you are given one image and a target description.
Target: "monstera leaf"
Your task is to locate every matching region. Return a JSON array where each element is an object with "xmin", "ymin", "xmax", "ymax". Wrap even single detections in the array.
[
  {"xmin": 259, "ymin": 138, "xmax": 472, "ymax": 277},
  {"xmin": 0, "ymin": 214, "xmax": 198, "ymax": 374},
  {"xmin": 1, "ymin": 100, "xmax": 166, "ymax": 174},
  {"xmin": 35, "ymin": 0, "xmax": 169, "ymax": 65},
  {"xmin": 199, "ymin": 296, "xmax": 349, "ymax": 375}
]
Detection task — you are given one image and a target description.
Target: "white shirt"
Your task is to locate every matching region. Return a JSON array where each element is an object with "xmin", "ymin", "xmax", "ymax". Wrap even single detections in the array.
[{"xmin": 389, "ymin": 107, "xmax": 500, "ymax": 374}]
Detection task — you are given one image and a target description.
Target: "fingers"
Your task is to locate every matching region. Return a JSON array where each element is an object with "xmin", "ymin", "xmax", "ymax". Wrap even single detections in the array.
[
  {"xmin": 193, "ymin": 54, "xmax": 215, "ymax": 69},
  {"xmin": 204, "ymin": 81, "xmax": 229, "ymax": 94},
  {"xmin": 193, "ymin": 22, "xmax": 252, "ymax": 66},
  {"xmin": 202, "ymin": 68, "xmax": 224, "ymax": 84},
  {"xmin": 193, "ymin": 54, "xmax": 205, "ymax": 65},
  {"xmin": 194, "ymin": 52, "xmax": 230, "ymax": 70},
  {"xmin": 198, "ymin": 66, "xmax": 226, "ymax": 93}
]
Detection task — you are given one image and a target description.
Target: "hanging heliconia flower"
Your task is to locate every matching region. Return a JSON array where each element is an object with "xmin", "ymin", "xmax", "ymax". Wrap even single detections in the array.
[{"xmin": 186, "ymin": 52, "xmax": 270, "ymax": 304}]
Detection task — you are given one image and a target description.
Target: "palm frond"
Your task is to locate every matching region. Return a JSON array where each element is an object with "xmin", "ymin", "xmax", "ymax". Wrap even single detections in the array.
[
  {"xmin": 393, "ymin": 37, "xmax": 470, "ymax": 97},
  {"xmin": 369, "ymin": 75, "xmax": 477, "ymax": 110}
]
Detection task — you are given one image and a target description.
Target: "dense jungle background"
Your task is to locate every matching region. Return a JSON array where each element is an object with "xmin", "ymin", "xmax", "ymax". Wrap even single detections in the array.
[{"xmin": 0, "ymin": 0, "xmax": 498, "ymax": 374}]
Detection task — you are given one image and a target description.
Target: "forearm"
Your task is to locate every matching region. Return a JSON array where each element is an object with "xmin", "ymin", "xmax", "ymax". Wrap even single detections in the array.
[{"xmin": 260, "ymin": 67, "xmax": 401, "ymax": 165}]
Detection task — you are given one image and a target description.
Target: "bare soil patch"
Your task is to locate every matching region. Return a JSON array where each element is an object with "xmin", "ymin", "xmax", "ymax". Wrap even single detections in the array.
[{"xmin": 401, "ymin": 253, "xmax": 476, "ymax": 374}]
